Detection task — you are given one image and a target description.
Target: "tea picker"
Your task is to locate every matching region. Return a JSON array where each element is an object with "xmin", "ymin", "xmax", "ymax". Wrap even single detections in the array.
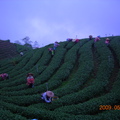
[{"xmin": 40, "ymin": 83, "xmax": 59, "ymax": 103}]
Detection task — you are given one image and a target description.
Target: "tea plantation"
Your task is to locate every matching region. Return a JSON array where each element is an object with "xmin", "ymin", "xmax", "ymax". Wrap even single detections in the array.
[{"xmin": 0, "ymin": 36, "xmax": 120, "ymax": 120}]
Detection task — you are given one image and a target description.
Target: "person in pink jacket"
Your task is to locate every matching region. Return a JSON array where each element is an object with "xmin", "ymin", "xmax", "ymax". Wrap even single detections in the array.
[
  {"xmin": 0, "ymin": 73, "xmax": 9, "ymax": 80},
  {"xmin": 94, "ymin": 37, "xmax": 100, "ymax": 42},
  {"xmin": 105, "ymin": 38, "xmax": 110, "ymax": 46},
  {"xmin": 26, "ymin": 73, "xmax": 35, "ymax": 88}
]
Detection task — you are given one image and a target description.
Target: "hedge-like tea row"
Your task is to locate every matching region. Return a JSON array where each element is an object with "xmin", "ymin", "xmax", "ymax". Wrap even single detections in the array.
[
  {"xmin": 3, "ymin": 47, "xmax": 45, "ymax": 83},
  {"xmin": 10, "ymin": 51, "xmax": 33, "ymax": 71},
  {"xmin": 69, "ymin": 110, "xmax": 120, "ymax": 120},
  {"xmin": 0, "ymin": 47, "xmax": 49, "ymax": 88},
  {"xmin": 0, "ymin": 40, "xmax": 79, "ymax": 95},
  {"xmin": 65, "ymin": 41, "xmax": 76, "ymax": 49},
  {"xmin": 36, "ymin": 48, "xmax": 52, "ymax": 66},
  {"xmin": 0, "ymin": 41, "xmax": 82, "ymax": 90},
  {"xmin": 53, "ymin": 40, "xmax": 94, "ymax": 97},
  {"xmin": 0, "ymin": 108, "xmax": 27, "ymax": 120},
  {"xmin": 54, "ymin": 39, "xmax": 116, "ymax": 114},
  {"xmin": 35, "ymin": 47, "xmax": 67, "ymax": 85},
  {"xmin": 1, "ymin": 66, "xmax": 47, "ymax": 92},
  {"xmin": 43, "ymin": 43, "xmax": 82, "ymax": 90},
  {"xmin": 54, "ymin": 80, "xmax": 120, "ymax": 115},
  {"xmin": 0, "ymin": 37, "xmax": 120, "ymax": 119},
  {"xmin": 3, "ymin": 51, "xmax": 35, "ymax": 78},
  {"xmin": 0, "ymin": 54, "xmax": 23, "ymax": 72},
  {"xmin": 110, "ymin": 36, "xmax": 120, "ymax": 63},
  {"xmin": 0, "ymin": 100, "xmax": 74, "ymax": 120},
  {"xmin": 0, "ymin": 72, "xmax": 28, "ymax": 89},
  {"xmin": 29, "ymin": 40, "xmax": 94, "ymax": 110},
  {"xmin": 21, "ymin": 49, "xmax": 44, "ymax": 71},
  {"xmin": 0, "ymin": 47, "xmax": 67, "ymax": 96},
  {"xmin": 0, "ymin": 49, "xmax": 81, "ymax": 107},
  {"xmin": 0, "ymin": 58, "xmax": 12, "ymax": 67},
  {"xmin": 1, "ymin": 99, "xmax": 120, "ymax": 120},
  {"xmin": 41, "ymin": 39, "xmax": 114, "ymax": 110},
  {"xmin": 0, "ymin": 59, "xmax": 15, "ymax": 72},
  {"xmin": 0, "ymin": 41, "xmax": 84, "ymax": 99}
]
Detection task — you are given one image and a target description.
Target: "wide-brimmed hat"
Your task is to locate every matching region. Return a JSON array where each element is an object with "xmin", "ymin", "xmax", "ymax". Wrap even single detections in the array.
[{"xmin": 46, "ymin": 91, "xmax": 54, "ymax": 97}]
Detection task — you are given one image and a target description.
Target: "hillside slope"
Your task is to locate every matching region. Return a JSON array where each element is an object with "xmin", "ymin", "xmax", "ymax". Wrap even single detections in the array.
[
  {"xmin": 0, "ymin": 40, "xmax": 18, "ymax": 60},
  {"xmin": 0, "ymin": 40, "xmax": 33, "ymax": 60},
  {"xmin": 0, "ymin": 36, "xmax": 120, "ymax": 120}
]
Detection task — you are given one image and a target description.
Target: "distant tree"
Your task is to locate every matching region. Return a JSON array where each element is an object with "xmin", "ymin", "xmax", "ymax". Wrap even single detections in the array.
[
  {"xmin": 14, "ymin": 40, "xmax": 21, "ymax": 45},
  {"xmin": 22, "ymin": 36, "xmax": 33, "ymax": 49},
  {"xmin": 22, "ymin": 36, "xmax": 29, "ymax": 43},
  {"xmin": 6, "ymin": 39, "xmax": 10, "ymax": 42},
  {"xmin": 22, "ymin": 36, "xmax": 33, "ymax": 44},
  {"xmin": 24, "ymin": 43, "xmax": 33, "ymax": 49},
  {"xmin": 33, "ymin": 41, "xmax": 39, "ymax": 49}
]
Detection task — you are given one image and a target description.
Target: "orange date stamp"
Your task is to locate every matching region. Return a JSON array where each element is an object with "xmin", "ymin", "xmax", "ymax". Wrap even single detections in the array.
[{"xmin": 99, "ymin": 105, "xmax": 120, "ymax": 110}]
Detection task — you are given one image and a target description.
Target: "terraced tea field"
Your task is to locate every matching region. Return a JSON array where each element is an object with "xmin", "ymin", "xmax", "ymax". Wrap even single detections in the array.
[{"xmin": 0, "ymin": 36, "xmax": 120, "ymax": 120}]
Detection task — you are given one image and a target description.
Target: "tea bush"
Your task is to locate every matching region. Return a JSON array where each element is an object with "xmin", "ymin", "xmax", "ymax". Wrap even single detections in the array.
[{"xmin": 0, "ymin": 36, "xmax": 120, "ymax": 120}]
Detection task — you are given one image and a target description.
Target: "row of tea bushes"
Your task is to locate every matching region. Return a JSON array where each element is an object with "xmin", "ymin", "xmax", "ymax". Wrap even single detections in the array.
[
  {"xmin": 0, "ymin": 100, "xmax": 75, "ymax": 120},
  {"xmin": 53, "ymin": 40, "xmax": 94, "ymax": 97},
  {"xmin": 0, "ymin": 42, "xmax": 70, "ymax": 95},
  {"xmin": 0, "ymin": 108, "xmax": 27, "ymax": 120},
  {"xmin": 46, "ymin": 39, "xmax": 114, "ymax": 110},
  {"xmin": 1, "ymin": 98, "xmax": 120, "ymax": 120},
  {"xmin": 0, "ymin": 41, "xmax": 83, "ymax": 97},
  {"xmin": 54, "ymin": 79, "xmax": 120, "ymax": 115},
  {"xmin": 30, "ymin": 40, "xmax": 94, "ymax": 110}
]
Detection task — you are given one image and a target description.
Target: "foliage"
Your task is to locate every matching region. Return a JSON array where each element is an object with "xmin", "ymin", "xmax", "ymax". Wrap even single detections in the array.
[{"xmin": 0, "ymin": 36, "xmax": 120, "ymax": 119}]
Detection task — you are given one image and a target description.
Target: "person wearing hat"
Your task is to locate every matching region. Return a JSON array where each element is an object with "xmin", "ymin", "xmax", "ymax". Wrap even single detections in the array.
[
  {"xmin": 41, "ymin": 91, "xmax": 54, "ymax": 103},
  {"xmin": 53, "ymin": 41, "xmax": 60, "ymax": 50},
  {"xmin": 26, "ymin": 73, "xmax": 35, "ymax": 88},
  {"xmin": 105, "ymin": 38, "xmax": 110, "ymax": 46},
  {"xmin": 89, "ymin": 35, "xmax": 93, "ymax": 40}
]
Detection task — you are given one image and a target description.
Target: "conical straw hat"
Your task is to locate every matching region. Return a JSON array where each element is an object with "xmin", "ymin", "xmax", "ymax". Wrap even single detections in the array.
[{"xmin": 46, "ymin": 91, "xmax": 54, "ymax": 97}]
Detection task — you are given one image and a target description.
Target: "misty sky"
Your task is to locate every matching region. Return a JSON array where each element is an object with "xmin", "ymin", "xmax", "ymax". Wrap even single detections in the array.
[{"xmin": 0, "ymin": 0, "xmax": 120, "ymax": 47}]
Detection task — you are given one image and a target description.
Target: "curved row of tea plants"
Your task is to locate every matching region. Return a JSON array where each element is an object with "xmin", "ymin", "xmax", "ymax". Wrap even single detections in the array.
[{"xmin": 0, "ymin": 36, "xmax": 120, "ymax": 120}]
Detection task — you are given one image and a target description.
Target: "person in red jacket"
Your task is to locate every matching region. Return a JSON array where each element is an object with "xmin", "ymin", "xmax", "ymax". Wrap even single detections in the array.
[
  {"xmin": 26, "ymin": 73, "xmax": 35, "ymax": 88},
  {"xmin": 75, "ymin": 39, "xmax": 80, "ymax": 43}
]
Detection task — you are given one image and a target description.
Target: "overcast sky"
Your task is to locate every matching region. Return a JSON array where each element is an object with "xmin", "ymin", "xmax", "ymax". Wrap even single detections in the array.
[{"xmin": 0, "ymin": 0, "xmax": 120, "ymax": 47}]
